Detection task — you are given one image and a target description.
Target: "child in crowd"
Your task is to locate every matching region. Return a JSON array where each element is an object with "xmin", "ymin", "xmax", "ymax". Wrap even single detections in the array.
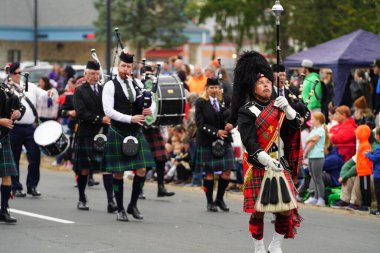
[
  {"xmin": 365, "ymin": 127, "xmax": 380, "ymax": 215},
  {"xmin": 355, "ymin": 124, "xmax": 373, "ymax": 212},
  {"xmin": 303, "ymin": 112, "xmax": 330, "ymax": 206},
  {"xmin": 297, "ymin": 119, "xmax": 312, "ymax": 202},
  {"xmin": 166, "ymin": 143, "xmax": 191, "ymax": 184}
]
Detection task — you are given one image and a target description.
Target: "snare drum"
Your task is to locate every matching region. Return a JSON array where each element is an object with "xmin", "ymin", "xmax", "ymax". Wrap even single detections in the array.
[
  {"xmin": 146, "ymin": 75, "xmax": 185, "ymax": 126},
  {"xmin": 33, "ymin": 120, "xmax": 70, "ymax": 156}
]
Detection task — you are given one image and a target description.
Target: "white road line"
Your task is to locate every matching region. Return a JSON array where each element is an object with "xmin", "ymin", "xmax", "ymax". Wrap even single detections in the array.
[{"xmin": 9, "ymin": 209, "xmax": 75, "ymax": 224}]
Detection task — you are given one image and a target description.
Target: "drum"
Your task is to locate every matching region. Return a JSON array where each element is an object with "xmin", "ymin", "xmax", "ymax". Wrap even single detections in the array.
[
  {"xmin": 146, "ymin": 75, "xmax": 186, "ymax": 126},
  {"xmin": 33, "ymin": 120, "xmax": 70, "ymax": 156}
]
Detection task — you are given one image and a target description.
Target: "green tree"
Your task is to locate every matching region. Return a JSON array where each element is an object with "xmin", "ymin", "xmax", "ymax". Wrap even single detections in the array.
[
  {"xmin": 93, "ymin": 0, "xmax": 189, "ymax": 61},
  {"xmin": 286, "ymin": 0, "xmax": 380, "ymax": 50}
]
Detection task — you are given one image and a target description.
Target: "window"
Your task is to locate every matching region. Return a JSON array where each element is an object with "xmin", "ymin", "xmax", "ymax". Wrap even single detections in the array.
[{"xmin": 7, "ymin": 50, "xmax": 21, "ymax": 62}]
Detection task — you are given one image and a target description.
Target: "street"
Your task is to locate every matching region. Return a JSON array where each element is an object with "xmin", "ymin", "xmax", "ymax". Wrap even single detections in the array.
[{"xmin": 1, "ymin": 166, "xmax": 379, "ymax": 253}]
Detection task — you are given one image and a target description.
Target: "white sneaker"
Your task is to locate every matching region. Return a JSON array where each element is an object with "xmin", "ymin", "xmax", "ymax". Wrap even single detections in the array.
[
  {"xmin": 267, "ymin": 231, "xmax": 284, "ymax": 253},
  {"xmin": 252, "ymin": 238, "xmax": 266, "ymax": 253},
  {"xmin": 316, "ymin": 198, "xmax": 326, "ymax": 207},
  {"xmin": 304, "ymin": 197, "xmax": 317, "ymax": 205}
]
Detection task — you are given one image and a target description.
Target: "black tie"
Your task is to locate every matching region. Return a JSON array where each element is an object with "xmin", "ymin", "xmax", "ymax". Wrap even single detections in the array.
[{"xmin": 93, "ymin": 85, "xmax": 98, "ymax": 96}]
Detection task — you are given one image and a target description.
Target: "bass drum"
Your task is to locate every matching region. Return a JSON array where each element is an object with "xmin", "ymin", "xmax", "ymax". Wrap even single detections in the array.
[
  {"xmin": 145, "ymin": 75, "xmax": 186, "ymax": 126},
  {"xmin": 33, "ymin": 120, "xmax": 70, "ymax": 156}
]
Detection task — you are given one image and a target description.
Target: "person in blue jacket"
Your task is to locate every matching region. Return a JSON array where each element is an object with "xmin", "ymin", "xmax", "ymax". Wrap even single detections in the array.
[
  {"xmin": 323, "ymin": 146, "xmax": 344, "ymax": 187},
  {"xmin": 365, "ymin": 127, "xmax": 380, "ymax": 215}
]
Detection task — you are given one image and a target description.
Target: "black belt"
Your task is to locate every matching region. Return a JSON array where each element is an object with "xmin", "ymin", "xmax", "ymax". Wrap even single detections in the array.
[{"xmin": 14, "ymin": 123, "xmax": 34, "ymax": 127}]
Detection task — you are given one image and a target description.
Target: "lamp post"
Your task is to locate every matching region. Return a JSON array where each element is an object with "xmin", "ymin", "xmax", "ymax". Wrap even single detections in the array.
[{"xmin": 272, "ymin": 0, "xmax": 284, "ymax": 160}]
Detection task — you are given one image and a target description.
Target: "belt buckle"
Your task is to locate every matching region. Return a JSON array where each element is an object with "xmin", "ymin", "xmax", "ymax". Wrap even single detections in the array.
[{"xmin": 269, "ymin": 152, "xmax": 278, "ymax": 160}]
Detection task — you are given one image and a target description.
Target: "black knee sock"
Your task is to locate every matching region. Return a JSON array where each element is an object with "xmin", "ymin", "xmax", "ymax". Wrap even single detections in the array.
[
  {"xmin": 77, "ymin": 174, "xmax": 87, "ymax": 202},
  {"xmin": 129, "ymin": 175, "xmax": 146, "ymax": 207},
  {"xmin": 103, "ymin": 174, "xmax": 114, "ymax": 203},
  {"xmin": 156, "ymin": 161, "xmax": 165, "ymax": 186},
  {"xmin": 113, "ymin": 178, "xmax": 124, "ymax": 212},
  {"xmin": 1, "ymin": 185, "xmax": 11, "ymax": 211},
  {"xmin": 216, "ymin": 177, "xmax": 229, "ymax": 201},
  {"xmin": 203, "ymin": 179, "xmax": 214, "ymax": 204}
]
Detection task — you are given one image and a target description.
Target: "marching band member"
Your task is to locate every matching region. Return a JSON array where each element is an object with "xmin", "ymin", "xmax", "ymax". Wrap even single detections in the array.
[
  {"xmin": 8, "ymin": 62, "xmax": 52, "ymax": 198},
  {"xmin": 141, "ymin": 65, "xmax": 175, "ymax": 198},
  {"xmin": 0, "ymin": 75, "xmax": 24, "ymax": 223},
  {"xmin": 235, "ymin": 51, "xmax": 302, "ymax": 253},
  {"xmin": 102, "ymin": 51, "xmax": 155, "ymax": 222},
  {"xmin": 73, "ymin": 60, "xmax": 116, "ymax": 212},
  {"xmin": 194, "ymin": 78, "xmax": 235, "ymax": 212}
]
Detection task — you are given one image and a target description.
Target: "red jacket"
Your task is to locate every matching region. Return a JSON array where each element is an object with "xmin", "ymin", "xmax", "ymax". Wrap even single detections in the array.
[{"xmin": 330, "ymin": 118, "xmax": 357, "ymax": 162}]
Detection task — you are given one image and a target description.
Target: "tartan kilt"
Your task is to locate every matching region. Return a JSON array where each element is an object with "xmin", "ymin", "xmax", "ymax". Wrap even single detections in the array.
[
  {"xmin": 73, "ymin": 136, "xmax": 104, "ymax": 172},
  {"xmin": 0, "ymin": 135, "xmax": 18, "ymax": 177},
  {"xmin": 103, "ymin": 127, "xmax": 155, "ymax": 172},
  {"xmin": 142, "ymin": 127, "xmax": 168, "ymax": 162},
  {"xmin": 194, "ymin": 143, "xmax": 236, "ymax": 173},
  {"xmin": 243, "ymin": 164, "xmax": 297, "ymax": 213}
]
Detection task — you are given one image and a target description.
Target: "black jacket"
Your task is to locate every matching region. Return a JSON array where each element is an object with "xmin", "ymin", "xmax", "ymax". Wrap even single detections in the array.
[
  {"xmin": 73, "ymin": 83, "xmax": 106, "ymax": 137},
  {"xmin": 195, "ymin": 97, "xmax": 232, "ymax": 147},
  {"xmin": 0, "ymin": 88, "xmax": 25, "ymax": 137}
]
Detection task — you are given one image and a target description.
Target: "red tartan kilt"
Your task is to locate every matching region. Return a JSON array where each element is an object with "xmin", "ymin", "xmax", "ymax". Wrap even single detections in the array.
[{"xmin": 243, "ymin": 152, "xmax": 297, "ymax": 213}]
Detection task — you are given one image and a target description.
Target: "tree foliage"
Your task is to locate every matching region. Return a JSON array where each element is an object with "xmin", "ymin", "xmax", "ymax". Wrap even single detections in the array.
[
  {"xmin": 189, "ymin": 0, "xmax": 380, "ymax": 56},
  {"xmin": 93, "ymin": 0, "xmax": 189, "ymax": 60}
]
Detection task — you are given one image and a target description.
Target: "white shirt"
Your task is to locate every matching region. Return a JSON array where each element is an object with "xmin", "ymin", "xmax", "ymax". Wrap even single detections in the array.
[
  {"xmin": 102, "ymin": 75, "xmax": 156, "ymax": 124},
  {"xmin": 13, "ymin": 82, "xmax": 48, "ymax": 124},
  {"xmin": 209, "ymin": 97, "xmax": 220, "ymax": 111}
]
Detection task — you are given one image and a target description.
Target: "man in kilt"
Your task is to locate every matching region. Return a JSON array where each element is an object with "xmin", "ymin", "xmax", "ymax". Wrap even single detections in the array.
[
  {"xmin": 141, "ymin": 65, "xmax": 174, "ymax": 198},
  {"xmin": 235, "ymin": 51, "xmax": 302, "ymax": 253},
  {"xmin": 0, "ymin": 80, "xmax": 24, "ymax": 223},
  {"xmin": 102, "ymin": 51, "xmax": 155, "ymax": 222},
  {"xmin": 73, "ymin": 60, "xmax": 116, "ymax": 212},
  {"xmin": 194, "ymin": 77, "xmax": 235, "ymax": 212}
]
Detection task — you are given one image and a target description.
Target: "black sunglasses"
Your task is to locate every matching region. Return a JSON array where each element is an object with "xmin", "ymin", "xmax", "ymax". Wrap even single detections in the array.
[{"xmin": 13, "ymin": 71, "xmax": 22, "ymax": 75}]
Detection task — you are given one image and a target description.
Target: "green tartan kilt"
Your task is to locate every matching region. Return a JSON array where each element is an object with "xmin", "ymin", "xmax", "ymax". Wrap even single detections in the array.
[
  {"xmin": 73, "ymin": 136, "xmax": 104, "ymax": 172},
  {"xmin": 194, "ymin": 143, "xmax": 236, "ymax": 173},
  {"xmin": 0, "ymin": 135, "xmax": 18, "ymax": 177},
  {"xmin": 103, "ymin": 126, "xmax": 155, "ymax": 172}
]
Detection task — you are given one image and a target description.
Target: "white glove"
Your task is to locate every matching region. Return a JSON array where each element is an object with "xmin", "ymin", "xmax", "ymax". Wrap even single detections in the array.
[
  {"xmin": 274, "ymin": 96, "xmax": 297, "ymax": 120},
  {"xmin": 274, "ymin": 96, "xmax": 289, "ymax": 110},
  {"xmin": 257, "ymin": 151, "xmax": 283, "ymax": 172}
]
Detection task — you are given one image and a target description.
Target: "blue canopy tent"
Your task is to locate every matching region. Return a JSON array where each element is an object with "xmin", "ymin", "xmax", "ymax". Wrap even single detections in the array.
[{"xmin": 284, "ymin": 29, "xmax": 380, "ymax": 106}]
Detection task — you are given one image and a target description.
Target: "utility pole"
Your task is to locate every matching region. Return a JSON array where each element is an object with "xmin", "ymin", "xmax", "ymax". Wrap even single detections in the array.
[
  {"xmin": 106, "ymin": 0, "xmax": 111, "ymax": 76},
  {"xmin": 33, "ymin": 0, "xmax": 38, "ymax": 66}
]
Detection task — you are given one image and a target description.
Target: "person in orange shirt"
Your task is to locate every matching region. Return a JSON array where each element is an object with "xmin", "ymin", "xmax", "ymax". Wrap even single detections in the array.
[
  {"xmin": 355, "ymin": 124, "xmax": 373, "ymax": 212},
  {"xmin": 188, "ymin": 66, "xmax": 207, "ymax": 94}
]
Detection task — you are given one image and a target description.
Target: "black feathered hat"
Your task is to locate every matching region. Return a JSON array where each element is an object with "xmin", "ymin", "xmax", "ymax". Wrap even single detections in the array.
[
  {"xmin": 119, "ymin": 50, "xmax": 134, "ymax": 63},
  {"xmin": 9, "ymin": 62, "xmax": 20, "ymax": 74},
  {"xmin": 233, "ymin": 51, "xmax": 273, "ymax": 100},
  {"xmin": 271, "ymin": 63, "xmax": 285, "ymax": 72},
  {"xmin": 206, "ymin": 77, "xmax": 219, "ymax": 86},
  {"xmin": 86, "ymin": 60, "xmax": 100, "ymax": 70}
]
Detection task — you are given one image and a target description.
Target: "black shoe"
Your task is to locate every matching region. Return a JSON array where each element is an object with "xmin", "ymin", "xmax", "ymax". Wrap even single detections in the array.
[
  {"xmin": 207, "ymin": 203, "xmax": 218, "ymax": 212},
  {"xmin": 107, "ymin": 201, "xmax": 117, "ymax": 213},
  {"xmin": 157, "ymin": 184, "xmax": 175, "ymax": 197},
  {"xmin": 77, "ymin": 200, "xmax": 89, "ymax": 210},
  {"xmin": 116, "ymin": 210, "xmax": 129, "ymax": 222},
  {"xmin": 0, "ymin": 209, "xmax": 17, "ymax": 223},
  {"xmin": 27, "ymin": 188, "xmax": 41, "ymax": 197},
  {"xmin": 88, "ymin": 178, "xmax": 100, "ymax": 187},
  {"xmin": 13, "ymin": 189, "xmax": 26, "ymax": 197},
  {"xmin": 139, "ymin": 191, "xmax": 146, "ymax": 200},
  {"xmin": 127, "ymin": 205, "xmax": 144, "ymax": 220},
  {"xmin": 215, "ymin": 199, "xmax": 230, "ymax": 212}
]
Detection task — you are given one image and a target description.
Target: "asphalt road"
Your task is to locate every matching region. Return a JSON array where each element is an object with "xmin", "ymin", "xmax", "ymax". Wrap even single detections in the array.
[{"xmin": 1, "ymin": 167, "xmax": 379, "ymax": 253}]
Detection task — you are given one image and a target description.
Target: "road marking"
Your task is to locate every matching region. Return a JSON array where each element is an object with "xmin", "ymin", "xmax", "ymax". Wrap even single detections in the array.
[{"xmin": 9, "ymin": 209, "xmax": 75, "ymax": 224}]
